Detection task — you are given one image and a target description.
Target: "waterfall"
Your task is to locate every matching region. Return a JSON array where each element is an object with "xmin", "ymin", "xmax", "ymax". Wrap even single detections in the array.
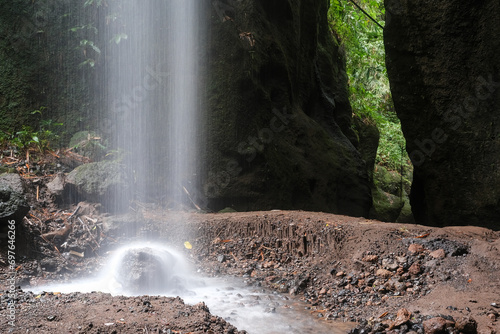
[{"xmin": 107, "ymin": 0, "xmax": 203, "ymax": 210}]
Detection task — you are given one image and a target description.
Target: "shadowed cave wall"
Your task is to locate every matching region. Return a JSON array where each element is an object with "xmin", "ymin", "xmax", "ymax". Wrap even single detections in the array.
[
  {"xmin": 384, "ymin": 0, "xmax": 500, "ymax": 229},
  {"xmin": 203, "ymin": 0, "xmax": 373, "ymax": 216}
]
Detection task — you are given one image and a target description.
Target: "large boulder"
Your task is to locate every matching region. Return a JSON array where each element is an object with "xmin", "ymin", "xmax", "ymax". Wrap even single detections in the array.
[
  {"xmin": 65, "ymin": 160, "xmax": 129, "ymax": 212},
  {"xmin": 0, "ymin": 173, "xmax": 29, "ymax": 224},
  {"xmin": 385, "ymin": 0, "xmax": 500, "ymax": 228},
  {"xmin": 203, "ymin": 0, "xmax": 372, "ymax": 216},
  {"xmin": 114, "ymin": 247, "xmax": 185, "ymax": 295}
]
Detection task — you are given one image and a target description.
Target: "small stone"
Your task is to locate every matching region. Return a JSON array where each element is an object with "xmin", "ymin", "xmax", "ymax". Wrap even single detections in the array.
[
  {"xmin": 47, "ymin": 315, "xmax": 56, "ymax": 321},
  {"xmin": 396, "ymin": 256, "xmax": 407, "ymax": 263},
  {"xmin": 408, "ymin": 262, "xmax": 422, "ymax": 276},
  {"xmin": 487, "ymin": 313, "xmax": 497, "ymax": 322},
  {"xmin": 394, "ymin": 281, "xmax": 407, "ymax": 292},
  {"xmin": 429, "ymin": 249, "xmax": 446, "ymax": 259},
  {"xmin": 373, "ymin": 322, "xmax": 386, "ymax": 332},
  {"xmin": 376, "ymin": 268, "xmax": 393, "ymax": 278},
  {"xmin": 424, "ymin": 259, "xmax": 438, "ymax": 268},
  {"xmin": 362, "ymin": 255, "xmax": 379, "ymax": 263},
  {"xmin": 423, "ymin": 317, "xmax": 455, "ymax": 334},
  {"xmin": 337, "ymin": 278, "xmax": 348, "ymax": 287},
  {"xmin": 408, "ymin": 243, "xmax": 425, "ymax": 255},
  {"xmin": 336, "ymin": 271, "xmax": 345, "ymax": 277},
  {"xmin": 382, "ymin": 258, "xmax": 399, "ymax": 271},
  {"xmin": 217, "ymin": 254, "xmax": 226, "ymax": 263},
  {"xmin": 319, "ymin": 288, "xmax": 327, "ymax": 295},
  {"xmin": 455, "ymin": 316, "xmax": 477, "ymax": 333}
]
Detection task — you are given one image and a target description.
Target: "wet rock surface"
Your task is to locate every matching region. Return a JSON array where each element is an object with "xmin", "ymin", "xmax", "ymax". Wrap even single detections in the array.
[
  {"xmin": 0, "ymin": 173, "xmax": 29, "ymax": 224},
  {"xmin": 0, "ymin": 186, "xmax": 29, "ymax": 225}
]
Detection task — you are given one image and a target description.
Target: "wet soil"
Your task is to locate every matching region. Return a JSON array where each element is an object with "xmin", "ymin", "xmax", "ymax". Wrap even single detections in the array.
[{"xmin": 1, "ymin": 207, "xmax": 499, "ymax": 334}]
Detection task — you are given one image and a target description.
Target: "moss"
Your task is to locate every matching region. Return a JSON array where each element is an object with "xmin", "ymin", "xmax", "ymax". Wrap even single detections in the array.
[
  {"xmin": 0, "ymin": 167, "xmax": 16, "ymax": 174},
  {"xmin": 68, "ymin": 160, "xmax": 127, "ymax": 197},
  {"xmin": 396, "ymin": 196, "xmax": 415, "ymax": 223},
  {"xmin": 370, "ymin": 164, "xmax": 413, "ymax": 222},
  {"xmin": 218, "ymin": 207, "xmax": 237, "ymax": 213},
  {"xmin": 0, "ymin": 1, "xmax": 99, "ymax": 142},
  {"xmin": 370, "ymin": 187, "xmax": 405, "ymax": 222}
]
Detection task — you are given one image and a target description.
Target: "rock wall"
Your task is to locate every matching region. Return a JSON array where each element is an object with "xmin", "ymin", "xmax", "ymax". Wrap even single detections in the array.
[
  {"xmin": 0, "ymin": 1, "xmax": 98, "ymax": 137},
  {"xmin": 384, "ymin": 0, "xmax": 500, "ymax": 228},
  {"xmin": 204, "ymin": 0, "xmax": 372, "ymax": 216}
]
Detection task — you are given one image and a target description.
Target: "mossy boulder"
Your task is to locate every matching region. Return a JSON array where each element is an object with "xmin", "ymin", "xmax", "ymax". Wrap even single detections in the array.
[
  {"xmin": 68, "ymin": 131, "xmax": 107, "ymax": 161},
  {"xmin": 66, "ymin": 160, "xmax": 129, "ymax": 212},
  {"xmin": 353, "ymin": 116, "xmax": 380, "ymax": 183},
  {"xmin": 371, "ymin": 187, "xmax": 404, "ymax": 222},
  {"xmin": 219, "ymin": 207, "xmax": 237, "ymax": 213},
  {"xmin": 370, "ymin": 165, "xmax": 412, "ymax": 222}
]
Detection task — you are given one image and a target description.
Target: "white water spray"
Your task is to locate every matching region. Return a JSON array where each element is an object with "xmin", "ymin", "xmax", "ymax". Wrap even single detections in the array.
[
  {"xmin": 30, "ymin": 243, "xmax": 346, "ymax": 334},
  {"xmin": 108, "ymin": 0, "xmax": 202, "ymax": 208}
]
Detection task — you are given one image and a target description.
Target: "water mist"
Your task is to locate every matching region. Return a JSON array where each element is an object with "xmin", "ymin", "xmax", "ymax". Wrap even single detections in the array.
[{"xmin": 108, "ymin": 0, "xmax": 203, "ymax": 209}]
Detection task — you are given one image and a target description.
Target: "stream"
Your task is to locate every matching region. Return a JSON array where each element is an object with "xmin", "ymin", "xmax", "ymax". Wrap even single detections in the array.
[{"xmin": 28, "ymin": 243, "xmax": 350, "ymax": 334}]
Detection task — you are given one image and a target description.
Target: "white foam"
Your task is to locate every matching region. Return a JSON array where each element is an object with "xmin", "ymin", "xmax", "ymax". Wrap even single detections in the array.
[{"xmin": 29, "ymin": 243, "xmax": 343, "ymax": 334}]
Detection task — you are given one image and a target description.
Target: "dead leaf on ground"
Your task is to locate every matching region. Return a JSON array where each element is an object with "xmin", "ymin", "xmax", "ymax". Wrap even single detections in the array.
[{"xmin": 389, "ymin": 308, "xmax": 412, "ymax": 329}]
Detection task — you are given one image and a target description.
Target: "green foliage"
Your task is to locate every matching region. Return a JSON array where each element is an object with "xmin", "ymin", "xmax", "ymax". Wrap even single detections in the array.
[
  {"xmin": 376, "ymin": 121, "xmax": 411, "ymax": 173},
  {"xmin": 73, "ymin": 0, "xmax": 124, "ymax": 68},
  {"xmin": 110, "ymin": 33, "xmax": 128, "ymax": 45},
  {"xmin": 328, "ymin": 0, "xmax": 410, "ymax": 172},
  {"xmin": 0, "ymin": 107, "xmax": 63, "ymax": 153},
  {"xmin": 84, "ymin": 0, "xmax": 104, "ymax": 7}
]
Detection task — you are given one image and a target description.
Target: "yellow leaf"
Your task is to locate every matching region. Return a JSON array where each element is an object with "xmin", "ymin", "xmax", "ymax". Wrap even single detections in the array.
[{"xmin": 184, "ymin": 241, "xmax": 192, "ymax": 249}]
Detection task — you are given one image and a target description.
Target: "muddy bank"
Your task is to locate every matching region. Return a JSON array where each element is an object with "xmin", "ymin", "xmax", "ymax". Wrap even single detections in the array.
[{"xmin": 1, "ymin": 210, "xmax": 500, "ymax": 333}]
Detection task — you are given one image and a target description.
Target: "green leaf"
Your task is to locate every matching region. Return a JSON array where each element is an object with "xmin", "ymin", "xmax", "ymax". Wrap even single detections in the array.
[{"xmin": 110, "ymin": 33, "xmax": 128, "ymax": 45}]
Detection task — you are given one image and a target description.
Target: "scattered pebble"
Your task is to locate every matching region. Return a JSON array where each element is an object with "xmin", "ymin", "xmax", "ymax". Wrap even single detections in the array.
[
  {"xmin": 429, "ymin": 249, "xmax": 446, "ymax": 259},
  {"xmin": 408, "ymin": 243, "xmax": 425, "ymax": 254}
]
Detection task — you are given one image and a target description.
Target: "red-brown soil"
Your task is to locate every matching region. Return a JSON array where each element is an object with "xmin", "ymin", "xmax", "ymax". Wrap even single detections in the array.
[{"xmin": 1, "ymin": 209, "xmax": 499, "ymax": 333}]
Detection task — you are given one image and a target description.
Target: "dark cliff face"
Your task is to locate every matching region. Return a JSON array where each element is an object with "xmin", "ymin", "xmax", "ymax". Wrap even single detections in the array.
[
  {"xmin": 384, "ymin": 0, "xmax": 500, "ymax": 228},
  {"xmin": 204, "ymin": 0, "xmax": 372, "ymax": 216},
  {"xmin": 0, "ymin": 1, "xmax": 98, "ymax": 135}
]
